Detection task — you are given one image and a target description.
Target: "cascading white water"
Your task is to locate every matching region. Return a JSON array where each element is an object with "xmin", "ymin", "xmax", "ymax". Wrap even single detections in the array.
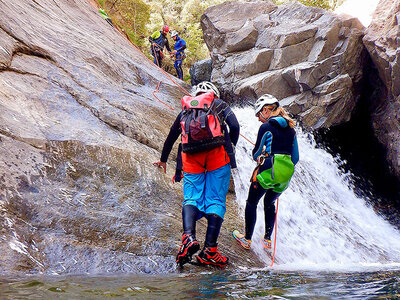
[{"xmin": 232, "ymin": 107, "xmax": 400, "ymax": 271}]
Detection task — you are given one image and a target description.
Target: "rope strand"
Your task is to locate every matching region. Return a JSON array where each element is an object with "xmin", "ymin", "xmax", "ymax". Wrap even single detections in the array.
[{"xmin": 269, "ymin": 197, "xmax": 279, "ymax": 267}]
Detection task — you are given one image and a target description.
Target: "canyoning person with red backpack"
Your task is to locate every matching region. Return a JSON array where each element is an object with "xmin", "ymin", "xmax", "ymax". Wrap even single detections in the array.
[
  {"xmin": 170, "ymin": 30, "xmax": 186, "ymax": 80},
  {"xmin": 149, "ymin": 25, "xmax": 172, "ymax": 68},
  {"xmin": 153, "ymin": 81, "xmax": 240, "ymax": 268},
  {"xmin": 233, "ymin": 94, "xmax": 299, "ymax": 251}
]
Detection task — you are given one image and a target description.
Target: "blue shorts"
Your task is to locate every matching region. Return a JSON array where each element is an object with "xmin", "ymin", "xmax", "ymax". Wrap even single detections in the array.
[{"xmin": 182, "ymin": 163, "xmax": 231, "ymax": 219}]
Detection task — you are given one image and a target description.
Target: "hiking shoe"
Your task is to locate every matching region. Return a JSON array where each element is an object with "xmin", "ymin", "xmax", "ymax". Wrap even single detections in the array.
[
  {"xmin": 176, "ymin": 233, "xmax": 200, "ymax": 267},
  {"xmin": 262, "ymin": 238, "xmax": 272, "ymax": 250},
  {"xmin": 233, "ymin": 230, "xmax": 251, "ymax": 249},
  {"xmin": 196, "ymin": 246, "xmax": 229, "ymax": 268}
]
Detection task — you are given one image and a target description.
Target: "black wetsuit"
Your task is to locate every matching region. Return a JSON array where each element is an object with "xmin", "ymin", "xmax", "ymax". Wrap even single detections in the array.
[
  {"xmin": 245, "ymin": 116, "xmax": 299, "ymax": 241},
  {"xmin": 149, "ymin": 31, "xmax": 171, "ymax": 67}
]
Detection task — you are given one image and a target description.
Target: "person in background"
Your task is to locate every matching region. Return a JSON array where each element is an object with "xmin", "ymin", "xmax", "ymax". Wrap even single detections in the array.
[
  {"xmin": 233, "ymin": 94, "xmax": 299, "ymax": 251},
  {"xmin": 170, "ymin": 30, "xmax": 186, "ymax": 80},
  {"xmin": 154, "ymin": 81, "xmax": 239, "ymax": 268},
  {"xmin": 149, "ymin": 25, "xmax": 171, "ymax": 67},
  {"xmin": 98, "ymin": 8, "xmax": 113, "ymax": 27}
]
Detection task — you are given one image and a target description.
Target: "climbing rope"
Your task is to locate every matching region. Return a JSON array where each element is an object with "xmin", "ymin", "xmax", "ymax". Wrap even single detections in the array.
[
  {"xmin": 269, "ymin": 197, "xmax": 279, "ymax": 267},
  {"xmin": 152, "ymin": 81, "xmax": 175, "ymax": 111}
]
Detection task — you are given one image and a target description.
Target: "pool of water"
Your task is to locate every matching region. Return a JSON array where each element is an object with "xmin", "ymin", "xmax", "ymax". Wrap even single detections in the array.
[{"xmin": 1, "ymin": 268, "xmax": 399, "ymax": 299}]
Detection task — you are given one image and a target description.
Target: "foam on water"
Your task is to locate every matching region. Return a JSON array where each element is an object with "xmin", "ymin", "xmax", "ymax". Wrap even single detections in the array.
[{"xmin": 232, "ymin": 107, "xmax": 400, "ymax": 271}]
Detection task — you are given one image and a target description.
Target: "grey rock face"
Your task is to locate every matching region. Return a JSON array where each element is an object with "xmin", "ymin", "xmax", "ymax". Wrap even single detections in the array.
[
  {"xmin": 189, "ymin": 59, "xmax": 213, "ymax": 85},
  {"xmin": 201, "ymin": 0, "xmax": 366, "ymax": 129},
  {"xmin": 363, "ymin": 0, "xmax": 400, "ymax": 177},
  {"xmin": 0, "ymin": 0, "xmax": 262, "ymax": 275}
]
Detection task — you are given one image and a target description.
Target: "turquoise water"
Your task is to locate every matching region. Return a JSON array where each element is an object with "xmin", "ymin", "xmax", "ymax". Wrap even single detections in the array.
[{"xmin": 1, "ymin": 269, "xmax": 400, "ymax": 299}]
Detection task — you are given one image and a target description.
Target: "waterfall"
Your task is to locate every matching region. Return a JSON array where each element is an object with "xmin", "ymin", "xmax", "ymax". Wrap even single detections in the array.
[{"xmin": 232, "ymin": 107, "xmax": 400, "ymax": 271}]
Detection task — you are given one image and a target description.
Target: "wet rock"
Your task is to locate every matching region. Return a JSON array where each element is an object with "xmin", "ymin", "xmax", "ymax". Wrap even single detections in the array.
[
  {"xmin": 201, "ymin": 0, "xmax": 366, "ymax": 129},
  {"xmin": 189, "ymin": 59, "xmax": 213, "ymax": 86},
  {"xmin": 0, "ymin": 0, "xmax": 262, "ymax": 276},
  {"xmin": 363, "ymin": 0, "xmax": 400, "ymax": 177}
]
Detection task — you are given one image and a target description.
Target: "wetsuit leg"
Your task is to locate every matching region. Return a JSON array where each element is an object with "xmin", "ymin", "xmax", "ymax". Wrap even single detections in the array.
[
  {"xmin": 156, "ymin": 51, "xmax": 162, "ymax": 67},
  {"xmin": 175, "ymin": 60, "xmax": 183, "ymax": 80},
  {"xmin": 204, "ymin": 213, "xmax": 223, "ymax": 247},
  {"xmin": 263, "ymin": 189, "xmax": 281, "ymax": 240},
  {"xmin": 182, "ymin": 204, "xmax": 202, "ymax": 238},
  {"xmin": 244, "ymin": 181, "xmax": 267, "ymax": 240}
]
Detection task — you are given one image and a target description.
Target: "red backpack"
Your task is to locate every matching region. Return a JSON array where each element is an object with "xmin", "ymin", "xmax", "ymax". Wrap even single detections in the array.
[{"xmin": 180, "ymin": 92, "xmax": 226, "ymax": 154}]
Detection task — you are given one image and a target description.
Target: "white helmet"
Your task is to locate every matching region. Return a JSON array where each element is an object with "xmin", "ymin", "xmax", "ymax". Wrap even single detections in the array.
[
  {"xmin": 254, "ymin": 94, "xmax": 279, "ymax": 116},
  {"xmin": 194, "ymin": 81, "xmax": 220, "ymax": 99},
  {"xmin": 170, "ymin": 30, "xmax": 178, "ymax": 38}
]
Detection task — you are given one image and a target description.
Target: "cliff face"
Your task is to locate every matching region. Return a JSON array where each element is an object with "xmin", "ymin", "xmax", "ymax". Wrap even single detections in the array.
[
  {"xmin": 201, "ymin": 1, "xmax": 366, "ymax": 129},
  {"xmin": 201, "ymin": 0, "xmax": 400, "ymax": 180},
  {"xmin": 363, "ymin": 0, "xmax": 400, "ymax": 177},
  {"xmin": 0, "ymin": 0, "xmax": 261, "ymax": 275}
]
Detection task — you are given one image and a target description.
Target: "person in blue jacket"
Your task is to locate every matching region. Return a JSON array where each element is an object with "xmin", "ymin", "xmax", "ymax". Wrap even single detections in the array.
[
  {"xmin": 149, "ymin": 25, "xmax": 172, "ymax": 67},
  {"xmin": 233, "ymin": 94, "xmax": 299, "ymax": 250},
  {"xmin": 170, "ymin": 31, "xmax": 186, "ymax": 80}
]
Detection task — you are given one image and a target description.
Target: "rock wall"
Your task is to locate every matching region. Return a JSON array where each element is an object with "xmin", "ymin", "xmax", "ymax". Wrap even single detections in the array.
[
  {"xmin": 201, "ymin": 0, "xmax": 366, "ymax": 129},
  {"xmin": 0, "ymin": 0, "xmax": 262, "ymax": 275},
  {"xmin": 363, "ymin": 0, "xmax": 400, "ymax": 177}
]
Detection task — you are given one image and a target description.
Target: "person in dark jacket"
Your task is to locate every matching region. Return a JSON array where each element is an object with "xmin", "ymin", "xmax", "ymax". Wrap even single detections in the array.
[
  {"xmin": 233, "ymin": 94, "xmax": 299, "ymax": 250},
  {"xmin": 154, "ymin": 81, "xmax": 239, "ymax": 268},
  {"xmin": 149, "ymin": 25, "xmax": 171, "ymax": 67},
  {"xmin": 170, "ymin": 31, "xmax": 186, "ymax": 80}
]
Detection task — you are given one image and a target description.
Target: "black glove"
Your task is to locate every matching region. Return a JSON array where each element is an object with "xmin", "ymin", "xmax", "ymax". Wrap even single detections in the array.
[{"xmin": 172, "ymin": 169, "xmax": 183, "ymax": 183}]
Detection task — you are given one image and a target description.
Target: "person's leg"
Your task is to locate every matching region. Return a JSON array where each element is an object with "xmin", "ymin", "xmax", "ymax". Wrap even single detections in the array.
[
  {"xmin": 175, "ymin": 60, "xmax": 183, "ymax": 80},
  {"xmin": 263, "ymin": 189, "xmax": 281, "ymax": 241},
  {"xmin": 203, "ymin": 163, "xmax": 231, "ymax": 219},
  {"xmin": 244, "ymin": 182, "xmax": 267, "ymax": 240},
  {"xmin": 197, "ymin": 213, "xmax": 228, "ymax": 268},
  {"xmin": 176, "ymin": 172, "xmax": 206, "ymax": 266},
  {"xmin": 196, "ymin": 164, "xmax": 230, "ymax": 267},
  {"xmin": 182, "ymin": 204, "xmax": 202, "ymax": 238},
  {"xmin": 204, "ymin": 213, "xmax": 223, "ymax": 247},
  {"xmin": 183, "ymin": 172, "xmax": 206, "ymax": 213},
  {"xmin": 156, "ymin": 51, "xmax": 162, "ymax": 67}
]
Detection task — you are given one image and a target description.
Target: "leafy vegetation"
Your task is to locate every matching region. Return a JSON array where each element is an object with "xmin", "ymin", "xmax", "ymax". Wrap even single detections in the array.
[{"xmin": 96, "ymin": 0, "xmax": 344, "ymax": 82}]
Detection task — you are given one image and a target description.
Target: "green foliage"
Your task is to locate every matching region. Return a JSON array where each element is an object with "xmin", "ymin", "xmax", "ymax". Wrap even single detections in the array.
[
  {"xmin": 275, "ymin": 0, "xmax": 344, "ymax": 10},
  {"xmin": 100, "ymin": 0, "xmax": 150, "ymax": 47}
]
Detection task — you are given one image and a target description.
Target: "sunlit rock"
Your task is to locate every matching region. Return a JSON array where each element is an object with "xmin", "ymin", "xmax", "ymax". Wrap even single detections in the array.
[{"xmin": 201, "ymin": 0, "xmax": 366, "ymax": 129}]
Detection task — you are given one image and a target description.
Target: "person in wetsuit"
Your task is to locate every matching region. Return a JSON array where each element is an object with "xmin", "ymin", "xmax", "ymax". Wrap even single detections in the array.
[
  {"xmin": 149, "ymin": 25, "xmax": 171, "ymax": 67},
  {"xmin": 170, "ymin": 31, "xmax": 186, "ymax": 80},
  {"xmin": 233, "ymin": 94, "xmax": 299, "ymax": 250},
  {"xmin": 153, "ymin": 81, "xmax": 239, "ymax": 268}
]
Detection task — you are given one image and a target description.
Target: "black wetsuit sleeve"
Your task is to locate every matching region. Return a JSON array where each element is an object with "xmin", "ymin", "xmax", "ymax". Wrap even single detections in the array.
[
  {"xmin": 224, "ymin": 108, "xmax": 240, "ymax": 146},
  {"xmin": 165, "ymin": 38, "xmax": 171, "ymax": 52},
  {"xmin": 176, "ymin": 143, "xmax": 183, "ymax": 170},
  {"xmin": 160, "ymin": 113, "xmax": 181, "ymax": 162}
]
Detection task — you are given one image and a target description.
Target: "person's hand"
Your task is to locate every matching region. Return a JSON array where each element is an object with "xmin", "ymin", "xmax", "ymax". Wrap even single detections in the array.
[
  {"xmin": 171, "ymin": 50, "xmax": 177, "ymax": 55},
  {"xmin": 153, "ymin": 161, "xmax": 166, "ymax": 173},
  {"xmin": 172, "ymin": 169, "xmax": 183, "ymax": 183}
]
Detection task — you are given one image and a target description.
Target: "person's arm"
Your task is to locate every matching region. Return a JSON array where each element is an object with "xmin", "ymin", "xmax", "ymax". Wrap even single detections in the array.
[
  {"xmin": 165, "ymin": 37, "xmax": 172, "ymax": 52},
  {"xmin": 172, "ymin": 143, "xmax": 183, "ymax": 183},
  {"xmin": 252, "ymin": 123, "xmax": 273, "ymax": 161},
  {"xmin": 154, "ymin": 113, "xmax": 181, "ymax": 173},
  {"xmin": 291, "ymin": 134, "xmax": 299, "ymax": 165},
  {"xmin": 160, "ymin": 114, "xmax": 181, "ymax": 162},
  {"xmin": 176, "ymin": 39, "xmax": 187, "ymax": 52},
  {"xmin": 223, "ymin": 107, "xmax": 240, "ymax": 146}
]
